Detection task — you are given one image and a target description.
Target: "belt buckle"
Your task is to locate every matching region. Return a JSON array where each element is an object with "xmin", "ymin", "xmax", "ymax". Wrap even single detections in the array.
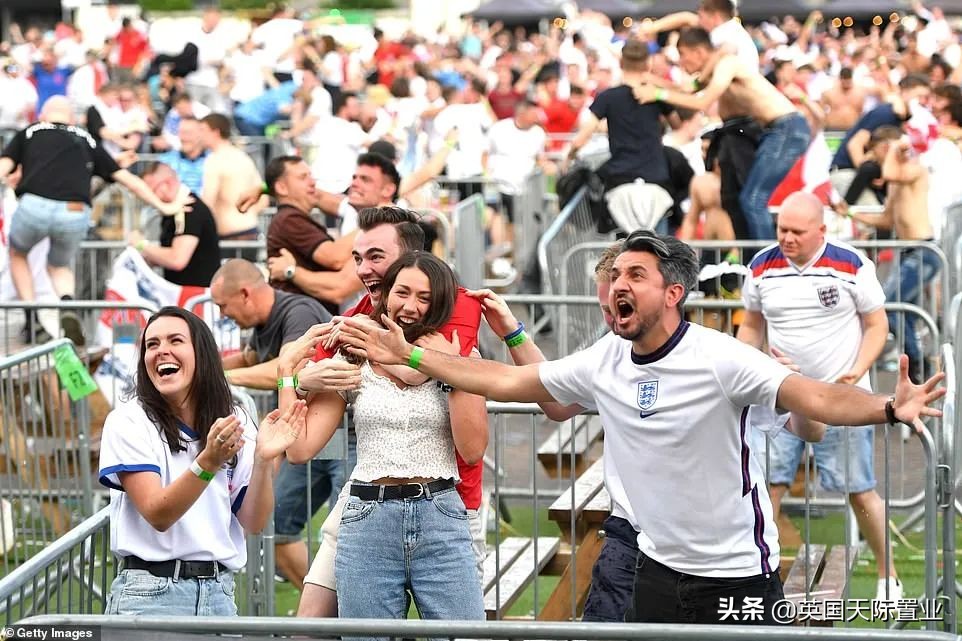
[
  {"xmin": 192, "ymin": 562, "xmax": 218, "ymax": 580},
  {"xmin": 406, "ymin": 483, "xmax": 425, "ymax": 499}
]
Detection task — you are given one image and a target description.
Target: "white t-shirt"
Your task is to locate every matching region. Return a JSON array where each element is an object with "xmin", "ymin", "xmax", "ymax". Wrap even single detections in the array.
[
  {"xmin": 486, "ymin": 118, "xmax": 546, "ymax": 195},
  {"xmin": 251, "ymin": 19, "xmax": 303, "ymax": 73},
  {"xmin": 309, "ymin": 117, "xmax": 366, "ymax": 194},
  {"xmin": 711, "ymin": 19, "xmax": 759, "ymax": 71},
  {"xmin": 186, "ymin": 26, "xmax": 231, "ymax": 89},
  {"xmin": 742, "ymin": 241, "xmax": 885, "ymax": 388},
  {"xmin": 432, "ymin": 102, "xmax": 493, "ymax": 180},
  {"xmin": 539, "ymin": 321, "xmax": 793, "ymax": 577},
  {"xmin": 98, "ymin": 401, "xmax": 256, "ymax": 571},
  {"xmin": 226, "ymin": 50, "xmax": 269, "ymax": 104}
]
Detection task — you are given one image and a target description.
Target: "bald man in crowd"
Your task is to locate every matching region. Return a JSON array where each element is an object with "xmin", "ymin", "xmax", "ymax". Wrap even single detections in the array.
[
  {"xmin": 737, "ymin": 192, "xmax": 899, "ymax": 601},
  {"xmin": 211, "ymin": 258, "xmax": 347, "ymax": 592}
]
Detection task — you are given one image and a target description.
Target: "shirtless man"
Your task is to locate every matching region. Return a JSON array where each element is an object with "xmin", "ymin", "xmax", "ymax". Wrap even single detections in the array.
[
  {"xmin": 836, "ymin": 138, "xmax": 935, "ymax": 382},
  {"xmin": 679, "ymin": 169, "xmax": 733, "ymax": 242},
  {"xmin": 821, "ymin": 68, "xmax": 866, "ymax": 131},
  {"xmin": 634, "ymin": 27, "xmax": 810, "ymax": 240},
  {"xmin": 198, "ymin": 113, "xmax": 266, "ymax": 250}
]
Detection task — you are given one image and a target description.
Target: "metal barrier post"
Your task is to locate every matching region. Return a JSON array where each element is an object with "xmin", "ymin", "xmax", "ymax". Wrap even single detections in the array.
[{"xmin": 452, "ymin": 194, "xmax": 486, "ymax": 290}]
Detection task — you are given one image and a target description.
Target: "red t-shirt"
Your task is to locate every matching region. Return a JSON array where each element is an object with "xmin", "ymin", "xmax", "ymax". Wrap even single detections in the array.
[
  {"xmin": 115, "ymin": 29, "xmax": 148, "ymax": 69},
  {"xmin": 543, "ymin": 99, "xmax": 581, "ymax": 150},
  {"xmin": 314, "ymin": 288, "xmax": 485, "ymax": 509},
  {"xmin": 488, "ymin": 88, "xmax": 524, "ymax": 121}
]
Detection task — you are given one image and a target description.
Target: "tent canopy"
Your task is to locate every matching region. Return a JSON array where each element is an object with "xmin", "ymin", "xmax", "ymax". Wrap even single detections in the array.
[
  {"xmin": 637, "ymin": 0, "xmax": 818, "ymax": 21},
  {"xmin": 465, "ymin": 0, "xmax": 564, "ymax": 23}
]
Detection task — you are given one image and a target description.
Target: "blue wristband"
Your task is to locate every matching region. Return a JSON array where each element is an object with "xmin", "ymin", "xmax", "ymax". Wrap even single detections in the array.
[{"xmin": 503, "ymin": 322, "xmax": 525, "ymax": 342}]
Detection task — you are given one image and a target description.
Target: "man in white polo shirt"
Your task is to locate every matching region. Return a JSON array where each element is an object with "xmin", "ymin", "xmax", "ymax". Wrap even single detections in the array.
[
  {"xmin": 338, "ymin": 229, "xmax": 944, "ymax": 625},
  {"xmin": 737, "ymin": 192, "xmax": 898, "ymax": 600}
]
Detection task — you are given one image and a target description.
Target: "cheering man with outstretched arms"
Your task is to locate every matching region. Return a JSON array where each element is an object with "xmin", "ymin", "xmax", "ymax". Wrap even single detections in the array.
[{"xmin": 336, "ymin": 229, "xmax": 944, "ymax": 626}]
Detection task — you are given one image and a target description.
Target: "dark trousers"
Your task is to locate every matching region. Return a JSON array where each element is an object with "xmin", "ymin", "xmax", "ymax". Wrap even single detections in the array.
[
  {"xmin": 582, "ymin": 515, "xmax": 638, "ymax": 622},
  {"xmin": 626, "ymin": 552, "xmax": 788, "ymax": 625}
]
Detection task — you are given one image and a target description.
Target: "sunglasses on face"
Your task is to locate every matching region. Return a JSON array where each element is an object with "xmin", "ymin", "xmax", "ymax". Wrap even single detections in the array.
[{"xmin": 624, "ymin": 230, "xmax": 671, "ymax": 259}]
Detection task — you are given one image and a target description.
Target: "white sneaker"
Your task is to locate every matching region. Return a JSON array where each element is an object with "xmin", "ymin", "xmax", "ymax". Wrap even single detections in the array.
[{"xmin": 876, "ymin": 576, "xmax": 903, "ymax": 601}]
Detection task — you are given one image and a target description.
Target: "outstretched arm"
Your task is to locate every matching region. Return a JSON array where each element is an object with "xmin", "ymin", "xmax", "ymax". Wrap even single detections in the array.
[{"xmin": 338, "ymin": 315, "xmax": 556, "ymax": 403}]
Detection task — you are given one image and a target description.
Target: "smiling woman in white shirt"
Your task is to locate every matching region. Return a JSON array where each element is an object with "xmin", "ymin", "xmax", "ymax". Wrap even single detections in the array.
[{"xmin": 98, "ymin": 306, "xmax": 305, "ymax": 616}]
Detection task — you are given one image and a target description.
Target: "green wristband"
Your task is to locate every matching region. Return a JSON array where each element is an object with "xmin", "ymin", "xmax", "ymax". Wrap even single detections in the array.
[
  {"xmin": 261, "ymin": 182, "xmax": 270, "ymax": 195},
  {"xmin": 408, "ymin": 346, "xmax": 425, "ymax": 370},
  {"xmin": 506, "ymin": 331, "xmax": 528, "ymax": 348},
  {"xmin": 654, "ymin": 88, "xmax": 668, "ymax": 101},
  {"xmin": 277, "ymin": 375, "xmax": 299, "ymax": 389},
  {"xmin": 190, "ymin": 459, "xmax": 216, "ymax": 482}
]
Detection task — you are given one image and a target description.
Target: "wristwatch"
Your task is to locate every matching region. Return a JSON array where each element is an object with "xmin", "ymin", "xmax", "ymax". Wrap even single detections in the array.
[{"xmin": 284, "ymin": 264, "xmax": 296, "ymax": 281}]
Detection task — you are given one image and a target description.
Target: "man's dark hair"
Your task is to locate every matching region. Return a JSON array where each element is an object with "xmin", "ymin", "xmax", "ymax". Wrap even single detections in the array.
[
  {"xmin": 677, "ymin": 27, "xmax": 714, "ymax": 51},
  {"xmin": 333, "ymin": 91, "xmax": 357, "ymax": 116},
  {"xmin": 619, "ymin": 230, "xmax": 699, "ymax": 309},
  {"xmin": 570, "ymin": 85, "xmax": 586, "ymax": 96},
  {"xmin": 370, "ymin": 251, "xmax": 457, "ymax": 344},
  {"xmin": 899, "ymin": 73, "xmax": 930, "ymax": 91},
  {"xmin": 356, "ymin": 152, "xmax": 401, "ymax": 201},
  {"xmin": 200, "ymin": 113, "xmax": 232, "ymax": 139},
  {"xmin": 264, "ymin": 155, "xmax": 303, "ymax": 195},
  {"xmin": 172, "ymin": 92, "xmax": 192, "ymax": 105},
  {"xmin": 868, "ymin": 125, "xmax": 902, "ymax": 150},
  {"xmin": 469, "ymin": 76, "xmax": 488, "ymax": 96},
  {"xmin": 134, "ymin": 306, "xmax": 239, "ymax": 458},
  {"xmin": 358, "ymin": 206, "xmax": 425, "ymax": 253},
  {"xmin": 934, "ymin": 83, "xmax": 962, "ymax": 102},
  {"xmin": 142, "ymin": 161, "xmax": 175, "ymax": 179},
  {"xmin": 840, "ymin": 67, "xmax": 854, "ymax": 80},
  {"xmin": 699, "ymin": 0, "xmax": 735, "ymax": 18},
  {"xmin": 621, "ymin": 39, "xmax": 650, "ymax": 72}
]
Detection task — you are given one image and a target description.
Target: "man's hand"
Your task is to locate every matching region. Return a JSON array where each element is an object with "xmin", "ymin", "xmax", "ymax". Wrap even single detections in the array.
[
  {"xmin": 467, "ymin": 288, "xmax": 520, "ymax": 337},
  {"xmin": 297, "ymin": 359, "xmax": 362, "ymax": 393},
  {"xmin": 415, "ymin": 330, "xmax": 461, "ymax": 356},
  {"xmin": 159, "ymin": 191, "xmax": 194, "ymax": 216},
  {"xmin": 771, "ymin": 347, "xmax": 801, "ymax": 373},
  {"xmin": 278, "ymin": 323, "xmax": 333, "ymax": 372},
  {"xmin": 632, "ymin": 83, "xmax": 658, "ymax": 104},
  {"xmin": 267, "ymin": 248, "xmax": 296, "ymax": 281},
  {"xmin": 236, "ymin": 185, "xmax": 263, "ymax": 213},
  {"xmin": 322, "ymin": 314, "xmax": 378, "ymax": 351},
  {"xmin": 338, "ymin": 315, "xmax": 411, "ymax": 366},
  {"xmin": 892, "ymin": 354, "xmax": 945, "ymax": 431}
]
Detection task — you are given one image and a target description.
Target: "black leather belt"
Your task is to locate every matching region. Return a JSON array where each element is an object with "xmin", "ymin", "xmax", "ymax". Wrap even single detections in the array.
[
  {"xmin": 350, "ymin": 478, "xmax": 455, "ymax": 501},
  {"xmin": 123, "ymin": 555, "xmax": 228, "ymax": 579}
]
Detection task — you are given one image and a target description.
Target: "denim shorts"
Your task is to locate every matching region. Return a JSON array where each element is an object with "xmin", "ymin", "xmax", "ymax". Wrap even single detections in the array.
[
  {"xmin": 8, "ymin": 193, "xmax": 90, "ymax": 266},
  {"xmin": 754, "ymin": 425, "xmax": 876, "ymax": 494},
  {"xmin": 274, "ymin": 456, "xmax": 351, "ymax": 544},
  {"xmin": 335, "ymin": 484, "xmax": 484, "ymax": 630},
  {"xmin": 104, "ymin": 568, "xmax": 237, "ymax": 616},
  {"xmin": 582, "ymin": 515, "xmax": 639, "ymax": 622}
]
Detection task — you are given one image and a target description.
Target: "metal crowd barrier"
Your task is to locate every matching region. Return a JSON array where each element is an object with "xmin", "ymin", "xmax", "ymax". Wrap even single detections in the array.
[
  {"xmin": 15, "ymin": 615, "xmax": 962, "ymax": 639},
  {"xmin": 452, "ymin": 194, "xmax": 486, "ymax": 290},
  {"xmin": 0, "ymin": 339, "xmax": 96, "ymax": 580}
]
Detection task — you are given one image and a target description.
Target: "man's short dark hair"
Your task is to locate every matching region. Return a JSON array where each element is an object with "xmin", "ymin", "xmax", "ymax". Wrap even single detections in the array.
[
  {"xmin": 356, "ymin": 152, "xmax": 401, "ymax": 201},
  {"xmin": 899, "ymin": 73, "xmax": 930, "ymax": 91},
  {"xmin": 619, "ymin": 230, "xmax": 699, "ymax": 309},
  {"xmin": 333, "ymin": 91, "xmax": 357, "ymax": 116},
  {"xmin": 677, "ymin": 27, "xmax": 714, "ymax": 51},
  {"xmin": 840, "ymin": 67, "xmax": 854, "ymax": 80},
  {"xmin": 201, "ymin": 113, "xmax": 231, "ymax": 140},
  {"xmin": 621, "ymin": 39, "xmax": 650, "ymax": 72},
  {"xmin": 142, "ymin": 161, "xmax": 175, "ymax": 179},
  {"xmin": 699, "ymin": 0, "xmax": 735, "ymax": 18},
  {"xmin": 173, "ymin": 92, "xmax": 192, "ymax": 105},
  {"xmin": 358, "ymin": 206, "xmax": 425, "ymax": 253},
  {"xmin": 264, "ymin": 155, "xmax": 303, "ymax": 195}
]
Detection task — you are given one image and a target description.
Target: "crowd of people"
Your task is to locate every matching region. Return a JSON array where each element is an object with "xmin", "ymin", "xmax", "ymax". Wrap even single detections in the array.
[{"xmin": 0, "ymin": 0, "xmax": 957, "ymax": 631}]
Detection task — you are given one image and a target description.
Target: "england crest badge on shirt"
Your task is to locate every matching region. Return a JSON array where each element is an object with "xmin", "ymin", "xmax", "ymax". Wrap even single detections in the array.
[
  {"xmin": 817, "ymin": 284, "xmax": 840, "ymax": 309},
  {"xmin": 637, "ymin": 380, "xmax": 659, "ymax": 411}
]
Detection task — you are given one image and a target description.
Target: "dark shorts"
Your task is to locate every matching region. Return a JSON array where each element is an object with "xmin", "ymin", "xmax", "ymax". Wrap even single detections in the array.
[
  {"xmin": 582, "ymin": 515, "xmax": 638, "ymax": 622},
  {"xmin": 626, "ymin": 552, "xmax": 787, "ymax": 625}
]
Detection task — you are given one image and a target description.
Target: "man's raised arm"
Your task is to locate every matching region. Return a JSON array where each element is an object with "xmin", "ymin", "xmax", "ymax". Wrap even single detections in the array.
[{"xmin": 338, "ymin": 315, "xmax": 556, "ymax": 403}]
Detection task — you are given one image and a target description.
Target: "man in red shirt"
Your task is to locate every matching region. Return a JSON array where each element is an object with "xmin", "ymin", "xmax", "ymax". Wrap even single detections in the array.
[
  {"xmin": 112, "ymin": 18, "xmax": 149, "ymax": 81},
  {"xmin": 282, "ymin": 205, "xmax": 484, "ymax": 618},
  {"xmin": 371, "ymin": 27, "xmax": 409, "ymax": 89},
  {"xmin": 543, "ymin": 85, "xmax": 587, "ymax": 151}
]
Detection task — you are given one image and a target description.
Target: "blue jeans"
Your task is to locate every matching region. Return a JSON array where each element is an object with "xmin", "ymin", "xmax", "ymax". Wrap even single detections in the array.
[
  {"xmin": 335, "ymin": 485, "xmax": 484, "ymax": 638},
  {"xmin": 8, "ymin": 193, "xmax": 90, "ymax": 266},
  {"xmin": 754, "ymin": 425, "xmax": 876, "ymax": 493},
  {"xmin": 274, "ymin": 437, "xmax": 356, "ymax": 544},
  {"xmin": 739, "ymin": 113, "xmax": 811, "ymax": 240},
  {"xmin": 105, "ymin": 569, "xmax": 237, "ymax": 616},
  {"xmin": 882, "ymin": 245, "xmax": 941, "ymax": 365}
]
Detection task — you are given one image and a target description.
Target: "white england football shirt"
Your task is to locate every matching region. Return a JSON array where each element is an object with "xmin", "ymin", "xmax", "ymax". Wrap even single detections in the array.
[
  {"xmin": 539, "ymin": 322, "xmax": 793, "ymax": 577},
  {"xmin": 742, "ymin": 240, "xmax": 885, "ymax": 388},
  {"xmin": 98, "ymin": 401, "xmax": 257, "ymax": 571}
]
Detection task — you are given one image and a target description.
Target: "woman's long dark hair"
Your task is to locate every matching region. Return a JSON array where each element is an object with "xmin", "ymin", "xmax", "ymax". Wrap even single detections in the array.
[
  {"xmin": 134, "ymin": 306, "xmax": 235, "ymax": 455},
  {"xmin": 370, "ymin": 251, "xmax": 458, "ymax": 344}
]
